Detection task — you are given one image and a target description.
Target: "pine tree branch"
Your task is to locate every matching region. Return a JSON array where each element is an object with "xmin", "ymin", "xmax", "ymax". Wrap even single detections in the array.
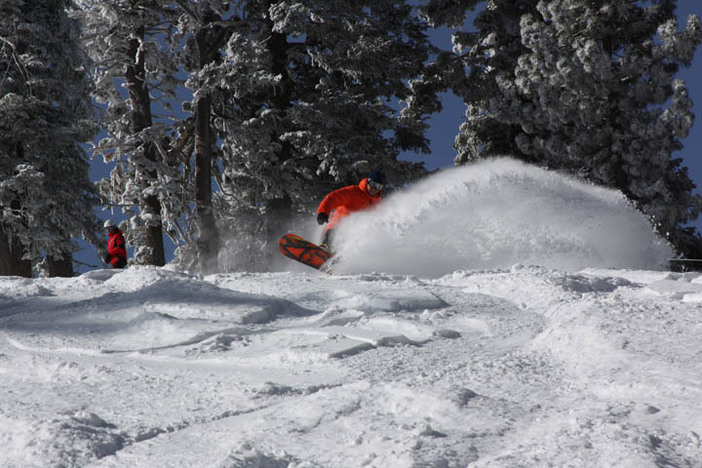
[
  {"xmin": 0, "ymin": 36, "xmax": 30, "ymax": 89},
  {"xmin": 173, "ymin": 0, "xmax": 200, "ymax": 23},
  {"xmin": 74, "ymin": 259, "xmax": 99, "ymax": 269}
]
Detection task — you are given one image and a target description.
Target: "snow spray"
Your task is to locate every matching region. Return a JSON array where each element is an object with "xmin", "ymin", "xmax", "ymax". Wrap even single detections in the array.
[{"xmin": 332, "ymin": 158, "xmax": 673, "ymax": 276}]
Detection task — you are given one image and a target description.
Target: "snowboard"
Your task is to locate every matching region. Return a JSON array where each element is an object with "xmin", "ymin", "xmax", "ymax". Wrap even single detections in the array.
[{"xmin": 279, "ymin": 233, "xmax": 334, "ymax": 271}]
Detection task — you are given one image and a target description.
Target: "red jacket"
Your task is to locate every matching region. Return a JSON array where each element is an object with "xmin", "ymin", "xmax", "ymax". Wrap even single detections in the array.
[
  {"xmin": 317, "ymin": 178, "xmax": 382, "ymax": 231},
  {"xmin": 107, "ymin": 229, "xmax": 127, "ymax": 267}
]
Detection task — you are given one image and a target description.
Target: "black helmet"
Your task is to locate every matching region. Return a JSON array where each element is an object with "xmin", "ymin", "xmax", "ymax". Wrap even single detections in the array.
[{"xmin": 368, "ymin": 170, "xmax": 386, "ymax": 185}]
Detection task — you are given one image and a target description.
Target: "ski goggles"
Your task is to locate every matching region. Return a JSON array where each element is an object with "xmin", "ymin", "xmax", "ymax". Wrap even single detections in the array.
[{"xmin": 367, "ymin": 179, "xmax": 384, "ymax": 191}]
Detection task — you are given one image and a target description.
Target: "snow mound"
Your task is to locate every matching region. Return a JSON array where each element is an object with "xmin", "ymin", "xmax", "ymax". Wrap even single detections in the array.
[
  {"xmin": 333, "ymin": 158, "xmax": 672, "ymax": 276},
  {"xmin": 330, "ymin": 288, "xmax": 447, "ymax": 312}
]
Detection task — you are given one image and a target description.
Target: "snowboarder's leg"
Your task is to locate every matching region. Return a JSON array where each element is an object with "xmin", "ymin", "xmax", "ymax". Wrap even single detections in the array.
[{"xmin": 320, "ymin": 228, "xmax": 335, "ymax": 252}]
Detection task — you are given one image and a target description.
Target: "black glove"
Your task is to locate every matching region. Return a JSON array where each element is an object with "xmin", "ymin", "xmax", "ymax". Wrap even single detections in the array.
[
  {"xmin": 317, "ymin": 212, "xmax": 329, "ymax": 225},
  {"xmin": 103, "ymin": 254, "xmax": 110, "ymax": 264}
]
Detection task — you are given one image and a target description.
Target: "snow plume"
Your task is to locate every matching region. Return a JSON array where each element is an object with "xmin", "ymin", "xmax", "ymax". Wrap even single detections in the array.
[{"xmin": 333, "ymin": 158, "xmax": 673, "ymax": 276}]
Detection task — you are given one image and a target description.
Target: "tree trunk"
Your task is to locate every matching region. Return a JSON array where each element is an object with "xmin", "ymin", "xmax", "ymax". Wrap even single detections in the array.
[
  {"xmin": 0, "ymin": 224, "xmax": 31, "ymax": 277},
  {"xmin": 13, "ymin": 235, "xmax": 31, "ymax": 277},
  {"xmin": 0, "ymin": 224, "xmax": 14, "ymax": 276},
  {"xmin": 264, "ymin": 29, "xmax": 295, "ymax": 266},
  {"xmin": 125, "ymin": 26, "xmax": 166, "ymax": 267},
  {"xmin": 192, "ymin": 13, "xmax": 224, "ymax": 274},
  {"xmin": 194, "ymin": 92, "xmax": 219, "ymax": 274},
  {"xmin": 47, "ymin": 254, "xmax": 73, "ymax": 277}
]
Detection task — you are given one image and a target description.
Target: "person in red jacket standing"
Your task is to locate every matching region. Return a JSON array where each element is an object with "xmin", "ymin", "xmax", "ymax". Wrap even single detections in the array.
[
  {"xmin": 316, "ymin": 170, "xmax": 386, "ymax": 250},
  {"xmin": 103, "ymin": 220, "xmax": 128, "ymax": 269}
]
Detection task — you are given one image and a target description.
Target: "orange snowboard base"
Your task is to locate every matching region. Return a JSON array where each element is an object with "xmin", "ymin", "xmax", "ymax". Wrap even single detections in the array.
[{"xmin": 279, "ymin": 233, "xmax": 333, "ymax": 270}]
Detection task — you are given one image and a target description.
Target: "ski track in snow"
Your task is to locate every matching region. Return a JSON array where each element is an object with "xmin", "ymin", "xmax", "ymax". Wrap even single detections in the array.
[{"xmin": 1, "ymin": 265, "xmax": 701, "ymax": 468}]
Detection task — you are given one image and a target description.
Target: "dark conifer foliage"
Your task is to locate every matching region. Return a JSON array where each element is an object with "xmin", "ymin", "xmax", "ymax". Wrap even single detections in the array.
[
  {"xmin": 0, "ymin": 0, "xmax": 98, "ymax": 277},
  {"xmin": 417, "ymin": 0, "xmax": 702, "ymax": 257}
]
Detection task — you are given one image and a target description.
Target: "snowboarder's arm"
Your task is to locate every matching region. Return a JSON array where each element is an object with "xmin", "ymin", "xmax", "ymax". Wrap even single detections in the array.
[{"xmin": 317, "ymin": 186, "xmax": 353, "ymax": 215}]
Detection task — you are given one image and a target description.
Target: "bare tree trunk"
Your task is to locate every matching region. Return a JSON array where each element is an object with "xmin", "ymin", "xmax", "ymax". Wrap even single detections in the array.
[
  {"xmin": 1, "ymin": 143, "xmax": 33, "ymax": 277},
  {"xmin": 191, "ymin": 14, "xmax": 224, "ymax": 274},
  {"xmin": 0, "ymin": 224, "xmax": 31, "ymax": 277},
  {"xmin": 263, "ymin": 28, "xmax": 295, "ymax": 267},
  {"xmin": 194, "ymin": 93, "xmax": 219, "ymax": 274},
  {"xmin": 13, "ymin": 235, "xmax": 31, "ymax": 277},
  {"xmin": 125, "ymin": 26, "xmax": 166, "ymax": 267},
  {"xmin": 47, "ymin": 254, "xmax": 73, "ymax": 277},
  {"xmin": 0, "ymin": 224, "xmax": 14, "ymax": 276}
]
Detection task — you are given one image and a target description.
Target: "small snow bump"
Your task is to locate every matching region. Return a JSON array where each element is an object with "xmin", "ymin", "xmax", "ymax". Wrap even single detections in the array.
[{"xmin": 433, "ymin": 329, "xmax": 461, "ymax": 339}]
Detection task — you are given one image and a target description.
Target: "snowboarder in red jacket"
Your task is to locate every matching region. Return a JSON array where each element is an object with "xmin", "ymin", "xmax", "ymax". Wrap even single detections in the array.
[
  {"xmin": 103, "ymin": 220, "xmax": 127, "ymax": 269},
  {"xmin": 316, "ymin": 170, "xmax": 385, "ymax": 250}
]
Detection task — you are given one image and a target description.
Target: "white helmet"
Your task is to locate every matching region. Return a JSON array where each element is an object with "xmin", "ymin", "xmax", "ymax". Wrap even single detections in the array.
[{"xmin": 103, "ymin": 219, "xmax": 116, "ymax": 229}]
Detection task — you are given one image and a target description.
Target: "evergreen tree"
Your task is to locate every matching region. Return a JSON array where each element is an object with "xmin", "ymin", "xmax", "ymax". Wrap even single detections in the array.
[
  {"xmin": 514, "ymin": 0, "xmax": 701, "ymax": 256},
  {"xmin": 78, "ymin": 0, "xmax": 184, "ymax": 267},
  {"xmin": 0, "ymin": 0, "xmax": 98, "ymax": 277},
  {"xmin": 413, "ymin": 0, "xmax": 541, "ymax": 163},
  {"xmin": 168, "ymin": 1, "xmax": 236, "ymax": 274},
  {"xmin": 207, "ymin": 0, "xmax": 432, "ymax": 270},
  {"xmin": 420, "ymin": 0, "xmax": 702, "ymax": 257}
]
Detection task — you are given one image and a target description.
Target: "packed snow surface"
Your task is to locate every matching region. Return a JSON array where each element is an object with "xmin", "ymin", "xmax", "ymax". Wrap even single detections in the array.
[
  {"xmin": 2, "ymin": 264, "xmax": 702, "ymax": 467},
  {"xmin": 333, "ymin": 159, "xmax": 673, "ymax": 275}
]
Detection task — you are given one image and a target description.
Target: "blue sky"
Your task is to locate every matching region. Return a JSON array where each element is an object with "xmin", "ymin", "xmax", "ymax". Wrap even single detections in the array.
[
  {"xmin": 82, "ymin": 1, "xmax": 702, "ymax": 272},
  {"xmin": 676, "ymin": 0, "xmax": 702, "ymax": 229}
]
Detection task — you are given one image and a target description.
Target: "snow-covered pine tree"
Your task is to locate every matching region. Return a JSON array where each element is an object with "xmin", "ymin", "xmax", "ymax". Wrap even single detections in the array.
[
  {"xmin": 0, "ymin": 0, "xmax": 98, "ymax": 277},
  {"xmin": 510, "ymin": 0, "xmax": 701, "ymax": 256},
  {"xmin": 167, "ymin": 1, "xmax": 238, "ymax": 274},
  {"xmin": 205, "ymin": 0, "xmax": 432, "ymax": 270},
  {"xmin": 413, "ymin": 0, "xmax": 541, "ymax": 163},
  {"xmin": 78, "ymin": 0, "xmax": 185, "ymax": 267},
  {"xmin": 422, "ymin": 0, "xmax": 702, "ymax": 258}
]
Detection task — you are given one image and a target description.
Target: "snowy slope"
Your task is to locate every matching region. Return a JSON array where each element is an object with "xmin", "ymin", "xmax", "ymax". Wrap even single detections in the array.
[
  {"xmin": 1, "ymin": 160, "xmax": 700, "ymax": 467},
  {"xmin": 1, "ymin": 266, "xmax": 701, "ymax": 467}
]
